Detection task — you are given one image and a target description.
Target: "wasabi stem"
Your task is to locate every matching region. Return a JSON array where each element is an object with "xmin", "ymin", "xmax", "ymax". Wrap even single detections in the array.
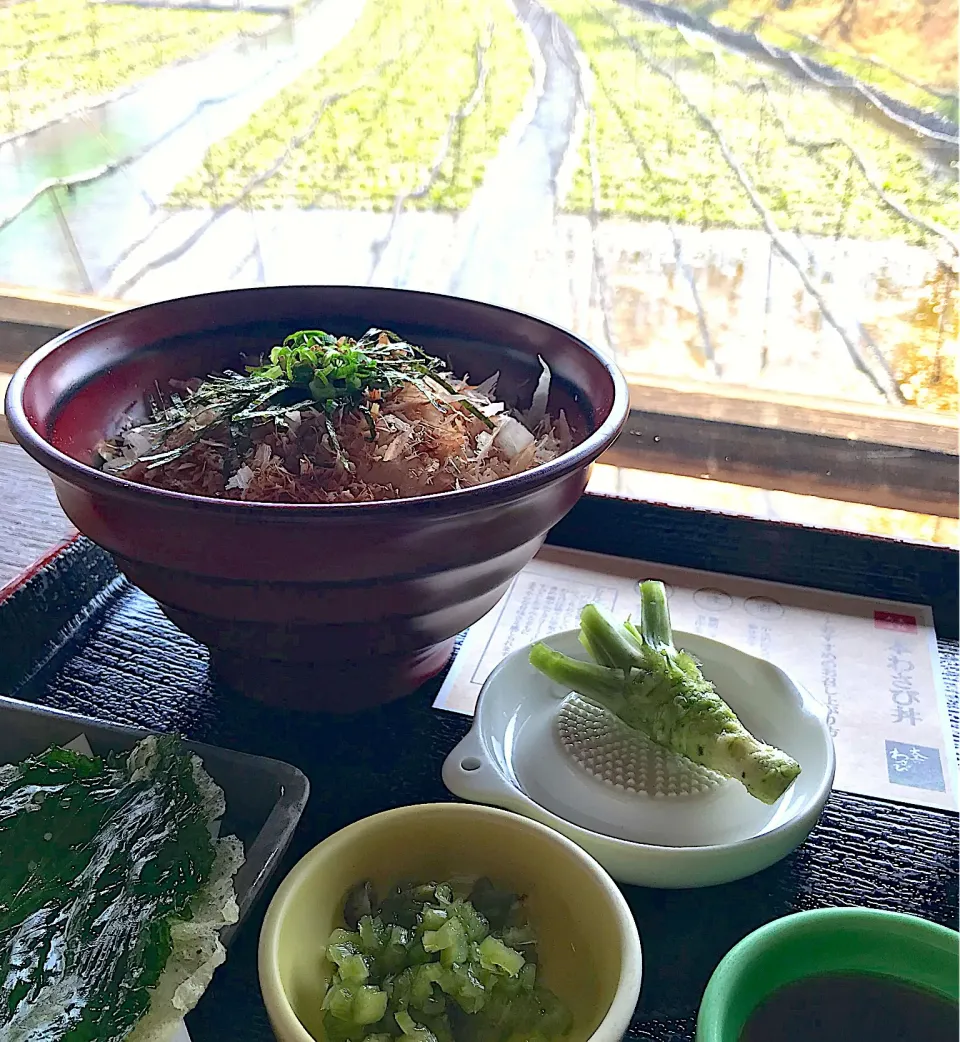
[
  {"xmin": 530, "ymin": 581, "xmax": 801, "ymax": 805},
  {"xmin": 638, "ymin": 579, "xmax": 674, "ymax": 653}
]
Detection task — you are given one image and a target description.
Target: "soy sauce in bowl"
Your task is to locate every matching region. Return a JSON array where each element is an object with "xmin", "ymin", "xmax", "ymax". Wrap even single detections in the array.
[{"xmin": 739, "ymin": 973, "xmax": 957, "ymax": 1042}]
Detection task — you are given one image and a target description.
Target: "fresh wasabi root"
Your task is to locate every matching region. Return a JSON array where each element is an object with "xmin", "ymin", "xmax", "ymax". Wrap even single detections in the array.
[{"xmin": 531, "ymin": 580, "xmax": 801, "ymax": 805}]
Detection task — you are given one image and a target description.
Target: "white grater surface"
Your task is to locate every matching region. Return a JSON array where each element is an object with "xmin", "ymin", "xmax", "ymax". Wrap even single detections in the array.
[
  {"xmin": 508, "ymin": 692, "xmax": 781, "ymax": 848},
  {"xmin": 555, "ymin": 694, "xmax": 725, "ymax": 798}
]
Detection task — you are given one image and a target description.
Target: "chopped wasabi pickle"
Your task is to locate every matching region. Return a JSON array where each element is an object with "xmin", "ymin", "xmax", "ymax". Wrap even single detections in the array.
[
  {"xmin": 319, "ymin": 878, "xmax": 572, "ymax": 1042},
  {"xmin": 0, "ymin": 735, "xmax": 243, "ymax": 1041}
]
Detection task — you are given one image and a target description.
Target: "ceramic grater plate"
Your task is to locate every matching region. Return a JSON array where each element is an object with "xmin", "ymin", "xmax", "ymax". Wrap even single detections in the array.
[{"xmin": 442, "ymin": 628, "xmax": 835, "ymax": 888}]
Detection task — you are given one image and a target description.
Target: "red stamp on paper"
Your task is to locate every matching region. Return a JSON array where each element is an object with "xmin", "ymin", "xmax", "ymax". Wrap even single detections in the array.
[{"xmin": 874, "ymin": 610, "xmax": 918, "ymax": 633}]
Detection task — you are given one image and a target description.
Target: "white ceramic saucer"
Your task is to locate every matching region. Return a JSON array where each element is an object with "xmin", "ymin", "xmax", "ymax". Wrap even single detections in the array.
[{"xmin": 442, "ymin": 628, "xmax": 835, "ymax": 888}]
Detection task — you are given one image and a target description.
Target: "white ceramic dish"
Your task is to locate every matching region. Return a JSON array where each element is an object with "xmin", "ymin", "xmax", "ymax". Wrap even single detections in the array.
[{"xmin": 443, "ymin": 628, "xmax": 835, "ymax": 888}]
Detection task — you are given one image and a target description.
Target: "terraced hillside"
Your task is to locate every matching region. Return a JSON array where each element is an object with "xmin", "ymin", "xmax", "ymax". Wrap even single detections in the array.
[
  {"xmin": 555, "ymin": 0, "xmax": 958, "ymax": 245},
  {"xmin": 549, "ymin": 0, "xmax": 957, "ymax": 410},
  {"xmin": 714, "ymin": 0, "xmax": 958, "ymax": 107},
  {"xmin": 77, "ymin": 0, "xmax": 956, "ymax": 412},
  {"xmin": 168, "ymin": 0, "xmax": 534, "ymax": 211},
  {"xmin": 0, "ymin": 0, "xmax": 272, "ymax": 136}
]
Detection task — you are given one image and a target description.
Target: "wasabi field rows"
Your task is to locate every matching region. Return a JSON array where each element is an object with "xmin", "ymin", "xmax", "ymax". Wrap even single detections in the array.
[{"xmin": 2, "ymin": 0, "xmax": 956, "ymax": 412}]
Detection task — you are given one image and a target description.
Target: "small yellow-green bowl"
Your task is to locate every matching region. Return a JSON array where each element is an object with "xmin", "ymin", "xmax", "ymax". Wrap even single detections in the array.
[{"xmin": 258, "ymin": 803, "xmax": 643, "ymax": 1042}]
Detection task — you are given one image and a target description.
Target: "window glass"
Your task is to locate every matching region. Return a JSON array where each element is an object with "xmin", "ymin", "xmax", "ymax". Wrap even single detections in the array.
[{"xmin": 1, "ymin": 0, "xmax": 956, "ymax": 544}]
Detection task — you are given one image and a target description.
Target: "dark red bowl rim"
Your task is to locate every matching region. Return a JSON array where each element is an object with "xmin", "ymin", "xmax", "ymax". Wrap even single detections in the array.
[{"xmin": 6, "ymin": 286, "xmax": 630, "ymax": 518}]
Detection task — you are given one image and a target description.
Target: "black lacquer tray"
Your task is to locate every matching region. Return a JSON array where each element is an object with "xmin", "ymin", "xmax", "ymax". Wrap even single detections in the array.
[{"xmin": 0, "ymin": 495, "xmax": 956, "ymax": 1042}]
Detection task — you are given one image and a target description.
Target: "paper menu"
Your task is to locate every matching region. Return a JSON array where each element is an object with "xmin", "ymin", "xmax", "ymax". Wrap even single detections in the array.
[{"xmin": 433, "ymin": 545, "xmax": 957, "ymax": 812}]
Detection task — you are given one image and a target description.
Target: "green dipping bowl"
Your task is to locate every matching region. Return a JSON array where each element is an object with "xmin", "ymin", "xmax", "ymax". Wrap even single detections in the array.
[{"xmin": 697, "ymin": 906, "xmax": 960, "ymax": 1042}]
